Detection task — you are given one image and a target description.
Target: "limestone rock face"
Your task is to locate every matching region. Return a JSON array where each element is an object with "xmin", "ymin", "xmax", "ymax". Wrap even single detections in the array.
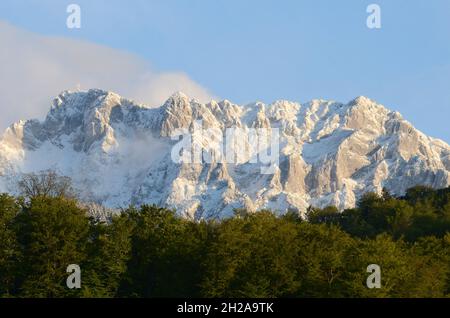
[
  {"xmin": 281, "ymin": 153, "xmax": 308, "ymax": 195},
  {"xmin": 0, "ymin": 89, "xmax": 449, "ymax": 219}
]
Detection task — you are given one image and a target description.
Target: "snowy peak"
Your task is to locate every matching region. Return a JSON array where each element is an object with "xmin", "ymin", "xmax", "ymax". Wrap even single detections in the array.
[{"xmin": 0, "ymin": 89, "xmax": 449, "ymax": 219}]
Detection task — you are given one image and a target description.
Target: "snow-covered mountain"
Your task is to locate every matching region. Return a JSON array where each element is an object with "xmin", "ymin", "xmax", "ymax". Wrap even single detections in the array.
[{"xmin": 0, "ymin": 89, "xmax": 449, "ymax": 219}]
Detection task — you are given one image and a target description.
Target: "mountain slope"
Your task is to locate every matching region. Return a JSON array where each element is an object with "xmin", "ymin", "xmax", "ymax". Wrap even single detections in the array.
[{"xmin": 0, "ymin": 89, "xmax": 449, "ymax": 219}]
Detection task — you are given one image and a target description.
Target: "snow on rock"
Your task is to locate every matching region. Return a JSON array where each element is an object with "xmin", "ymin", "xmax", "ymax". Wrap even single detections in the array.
[{"xmin": 0, "ymin": 88, "xmax": 449, "ymax": 219}]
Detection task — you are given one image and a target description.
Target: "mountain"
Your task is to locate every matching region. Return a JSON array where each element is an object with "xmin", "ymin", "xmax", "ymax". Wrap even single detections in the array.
[{"xmin": 0, "ymin": 89, "xmax": 449, "ymax": 219}]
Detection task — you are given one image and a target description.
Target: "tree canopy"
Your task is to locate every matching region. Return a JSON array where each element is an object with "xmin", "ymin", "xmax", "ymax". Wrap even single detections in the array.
[{"xmin": 0, "ymin": 183, "xmax": 449, "ymax": 298}]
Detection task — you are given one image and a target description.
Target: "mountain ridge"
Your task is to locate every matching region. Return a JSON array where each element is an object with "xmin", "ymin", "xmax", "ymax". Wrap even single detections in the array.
[{"xmin": 0, "ymin": 89, "xmax": 449, "ymax": 219}]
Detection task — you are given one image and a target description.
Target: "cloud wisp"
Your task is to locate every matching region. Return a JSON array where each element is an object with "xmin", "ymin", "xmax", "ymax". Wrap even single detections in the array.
[{"xmin": 0, "ymin": 21, "xmax": 215, "ymax": 131}]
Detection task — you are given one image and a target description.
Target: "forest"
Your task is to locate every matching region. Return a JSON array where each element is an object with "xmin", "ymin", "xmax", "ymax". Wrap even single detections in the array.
[{"xmin": 0, "ymin": 171, "xmax": 450, "ymax": 298}]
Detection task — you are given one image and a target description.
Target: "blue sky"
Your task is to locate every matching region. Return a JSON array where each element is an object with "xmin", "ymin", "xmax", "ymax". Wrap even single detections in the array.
[{"xmin": 1, "ymin": 0, "xmax": 449, "ymax": 142}]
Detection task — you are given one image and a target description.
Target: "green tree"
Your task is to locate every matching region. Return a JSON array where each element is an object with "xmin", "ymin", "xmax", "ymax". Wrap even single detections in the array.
[
  {"xmin": 0, "ymin": 194, "xmax": 21, "ymax": 297},
  {"xmin": 412, "ymin": 235, "xmax": 450, "ymax": 296},
  {"xmin": 295, "ymin": 223, "xmax": 356, "ymax": 297},
  {"xmin": 385, "ymin": 200, "xmax": 414, "ymax": 239},
  {"xmin": 345, "ymin": 234, "xmax": 447, "ymax": 297},
  {"xmin": 119, "ymin": 205, "xmax": 210, "ymax": 297},
  {"xmin": 306, "ymin": 206, "xmax": 340, "ymax": 225},
  {"xmin": 14, "ymin": 196, "xmax": 89, "ymax": 297},
  {"xmin": 81, "ymin": 213, "xmax": 134, "ymax": 297},
  {"xmin": 201, "ymin": 211, "xmax": 301, "ymax": 298}
]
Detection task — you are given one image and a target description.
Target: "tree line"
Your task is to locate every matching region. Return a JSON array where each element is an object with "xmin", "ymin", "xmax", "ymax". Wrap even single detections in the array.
[{"xmin": 0, "ymin": 171, "xmax": 449, "ymax": 298}]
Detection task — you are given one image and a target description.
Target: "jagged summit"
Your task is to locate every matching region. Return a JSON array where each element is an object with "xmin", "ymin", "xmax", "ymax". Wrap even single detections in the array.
[
  {"xmin": 168, "ymin": 91, "xmax": 190, "ymax": 101},
  {"xmin": 0, "ymin": 89, "xmax": 449, "ymax": 219},
  {"xmin": 350, "ymin": 95, "xmax": 374, "ymax": 106}
]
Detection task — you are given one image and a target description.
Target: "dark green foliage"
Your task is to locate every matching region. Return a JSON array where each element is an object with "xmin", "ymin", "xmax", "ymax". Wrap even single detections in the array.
[
  {"xmin": 306, "ymin": 206, "xmax": 340, "ymax": 225},
  {"xmin": 314, "ymin": 187, "xmax": 450, "ymax": 241},
  {"xmin": 0, "ymin": 185, "xmax": 449, "ymax": 298},
  {"xmin": 344, "ymin": 234, "xmax": 447, "ymax": 297},
  {"xmin": 294, "ymin": 223, "xmax": 355, "ymax": 297},
  {"xmin": 0, "ymin": 194, "xmax": 20, "ymax": 296},
  {"xmin": 118, "ymin": 205, "xmax": 211, "ymax": 297},
  {"xmin": 81, "ymin": 214, "xmax": 134, "ymax": 297},
  {"xmin": 14, "ymin": 196, "xmax": 90, "ymax": 297},
  {"xmin": 201, "ymin": 211, "xmax": 300, "ymax": 297}
]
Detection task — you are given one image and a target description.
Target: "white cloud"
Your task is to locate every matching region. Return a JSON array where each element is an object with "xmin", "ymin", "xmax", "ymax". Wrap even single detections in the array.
[{"xmin": 0, "ymin": 21, "xmax": 215, "ymax": 131}]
